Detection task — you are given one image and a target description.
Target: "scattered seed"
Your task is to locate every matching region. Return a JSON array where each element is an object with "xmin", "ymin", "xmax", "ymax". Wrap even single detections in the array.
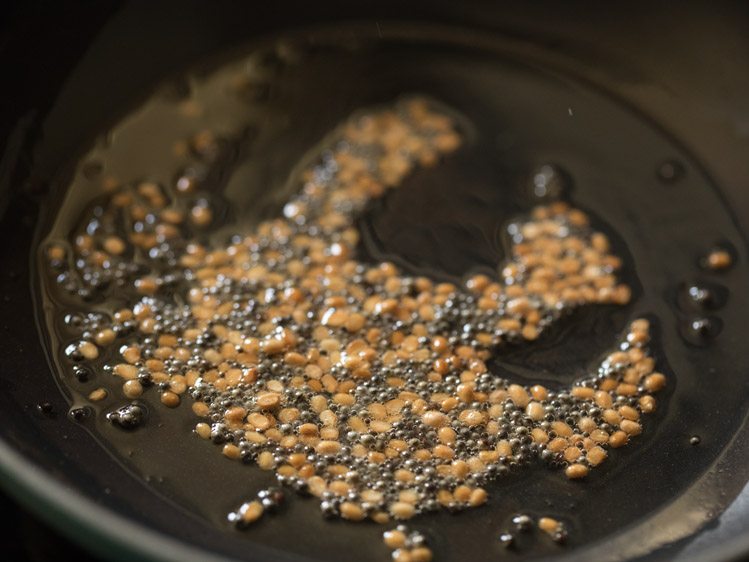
[
  {"xmin": 538, "ymin": 516, "xmax": 561, "ymax": 534},
  {"xmin": 122, "ymin": 380, "xmax": 144, "ymax": 398},
  {"xmin": 160, "ymin": 391, "xmax": 180, "ymax": 408},
  {"xmin": 383, "ymin": 526, "xmax": 432, "ymax": 562},
  {"xmin": 383, "ymin": 529, "xmax": 407, "ymax": 549},
  {"xmin": 103, "ymin": 236, "xmax": 127, "ymax": 255},
  {"xmin": 78, "ymin": 341, "xmax": 99, "ymax": 360},
  {"xmin": 88, "ymin": 387, "xmax": 108, "ymax": 402},
  {"xmin": 704, "ymin": 249, "xmax": 733, "ymax": 271},
  {"xmin": 538, "ymin": 516, "xmax": 568, "ymax": 544},
  {"xmin": 241, "ymin": 501, "xmax": 263, "ymax": 524},
  {"xmin": 565, "ymin": 464, "xmax": 589, "ymax": 479}
]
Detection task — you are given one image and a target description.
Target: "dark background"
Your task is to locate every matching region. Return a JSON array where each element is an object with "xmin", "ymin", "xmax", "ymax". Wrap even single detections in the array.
[
  {"xmin": 0, "ymin": 491, "xmax": 102, "ymax": 561},
  {"xmin": 1, "ymin": 3, "xmax": 113, "ymax": 561}
]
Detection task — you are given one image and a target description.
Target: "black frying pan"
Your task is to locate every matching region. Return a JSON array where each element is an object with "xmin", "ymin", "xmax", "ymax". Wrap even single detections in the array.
[{"xmin": 2, "ymin": 2, "xmax": 749, "ymax": 561}]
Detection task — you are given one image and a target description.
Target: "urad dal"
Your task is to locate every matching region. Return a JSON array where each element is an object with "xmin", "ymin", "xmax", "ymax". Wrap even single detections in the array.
[{"xmin": 46, "ymin": 98, "xmax": 665, "ymax": 528}]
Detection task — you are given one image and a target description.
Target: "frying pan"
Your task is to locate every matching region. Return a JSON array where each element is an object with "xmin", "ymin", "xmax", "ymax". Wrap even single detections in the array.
[{"xmin": 2, "ymin": 2, "xmax": 749, "ymax": 561}]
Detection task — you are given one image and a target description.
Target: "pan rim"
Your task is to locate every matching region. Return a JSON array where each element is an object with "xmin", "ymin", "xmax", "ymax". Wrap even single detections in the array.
[{"xmin": 0, "ymin": 438, "xmax": 312, "ymax": 562}]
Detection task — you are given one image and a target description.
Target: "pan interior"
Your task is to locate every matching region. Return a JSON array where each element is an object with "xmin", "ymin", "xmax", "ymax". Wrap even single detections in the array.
[{"xmin": 33, "ymin": 25, "xmax": 749, "ymax": 561}]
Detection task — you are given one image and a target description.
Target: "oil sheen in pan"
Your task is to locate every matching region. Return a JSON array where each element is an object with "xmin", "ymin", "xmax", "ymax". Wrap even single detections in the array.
[{"xmin": 36, "ymin": 25, "xmax": 749, "ymax": 562}]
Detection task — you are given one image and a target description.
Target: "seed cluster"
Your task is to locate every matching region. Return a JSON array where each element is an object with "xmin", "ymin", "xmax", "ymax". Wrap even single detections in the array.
[
  {"xmin": 227, "ymin": 487, "xmax": 286, "ymax": 528},
  {"xmin": 383, "ymin": 526, "xmax": 432, "ymax": 562},
  {"xmin": 498, "ymin": 513, "xmax": 568, "ymax": 549},
  {"xmin": 46, "ymin": 98, "xmax": 665, "ymax": 528}
]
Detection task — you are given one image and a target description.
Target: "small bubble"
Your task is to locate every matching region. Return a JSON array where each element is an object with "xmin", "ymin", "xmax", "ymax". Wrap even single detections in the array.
[
  {"xmin": 677, "ymin": 282, "xmax": 727, "ymax": 311},
  {"xmin": 498, "ymin": 532, "xmax": 515, "ymax": 547},
  {"xmin": 64, "ymin": 343, "xmax": 83, "ymax": 361},
  {"xmin": 687, "ymin": 285, "xmax": 716, "ymax": 308},
  {"xmin": 68, "ymin": 406, "xmax": 92, "ymax": 422},
  {"xmin": 174, "ymin": 165, "xmax": 207, "ymax": 195},
  {"xmin": 689, "ymin": 435, "xmax": 701, "ymax": 446},
  {"xmin": 37, "ymin": 402, "xmax": 54, "ymax": 416},
  {"xmin": 512, "ymin": 513, "xmax": 534, "ymax": 531},
  {"xmin": 552, "ymin": 529, "xmax": 568, "ymax": 544},
  {"xmin": 64, "ymin": 313, "xmax": 85, "ymax": 329},
  {"xmin": 106, "ymin": 402, "xmax": 147, "ymax": 430},
  {"xmin": 527, "ymin": 164, "xmax": 569, "ymax": 202},
  {"xmin": 656, "ymin": 159, "xmax": 685, "ymax": 183},
  {"xmin": 678, "ymin": 316, "xmax": 722, "ymax": 347}
]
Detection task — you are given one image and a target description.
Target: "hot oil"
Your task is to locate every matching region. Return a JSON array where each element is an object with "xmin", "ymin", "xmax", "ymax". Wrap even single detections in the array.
[{"xmin": 36, "ymin": 26, "xmax": 749, "ymax": 562}]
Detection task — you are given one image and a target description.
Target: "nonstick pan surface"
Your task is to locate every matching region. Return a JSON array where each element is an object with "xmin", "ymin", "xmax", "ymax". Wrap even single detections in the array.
[{"xmin": 2, "ymin": 3, "xmax": 749, "ymax": 562}]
